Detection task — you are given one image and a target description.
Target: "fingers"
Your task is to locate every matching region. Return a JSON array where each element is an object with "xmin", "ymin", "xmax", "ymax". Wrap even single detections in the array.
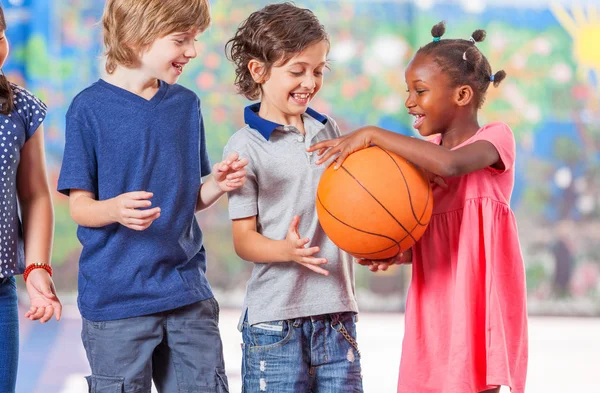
[
  {"xmin": 123, "ymin": 199, "xmax": 153, "ymax": 209},
  {"xmin": 433, "ymin": 176, "xmax": 448, "ymax": 189},
  {"xmin": 332, "ymin": 150, "xmax": 351, "ymax": 170},
  {"xmin": 314, "ymin": 147, "xmax": 340, "ymax": 165},
  {"xmin": 298, "ymin": 261, "xmax": 330, "ymax": 276},
  {"xmin": 125, "ymin": 207, "xmax": 161, "ymax": 220},
  {"xmin": 287, "ymin": 215, "xmax": 301, "ymax": 235},
  {"xmin": 307, "ymin": 139, "xmax": 337, "ymax": 153},
  {"xmin": 123, "ymin": 191, "xmax": 153, "ymax": 200},
  {"xmin": 27, "ymin": 305, "xmax": 46, "ymax": 321}
]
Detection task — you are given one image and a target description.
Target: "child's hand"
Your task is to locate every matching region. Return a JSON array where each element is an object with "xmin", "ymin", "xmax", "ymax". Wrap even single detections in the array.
[
  {"xmin": 111, "ymin": 191, "xmax": 161, "ymax": 231},
  {"xmin": 213, "ymin": 152, "xmax": 249, "ymax": 192},
  {"xmin": 285, "ymin": 216, "xmax": 329, "ymax": 276},
  {"xmin": 24, "ymin": 269, "xmax": 62, "ymax": 323},
  {"xmin": 425, "ymin": 170, "xmax": 448, "ymax": 188},
  {"xmin": 307, "ymin": 128, "xmax": 373, "ymax": 169},
  {"xmin": 356, "ymin": 249, "xmax": 412, "ymax": 272}
]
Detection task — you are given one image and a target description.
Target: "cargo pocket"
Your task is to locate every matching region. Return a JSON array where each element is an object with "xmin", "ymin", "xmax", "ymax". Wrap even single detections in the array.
[
  {"xmin": 216, "ymin": 367, "xmax": 229, "ymax": 393},
  {"xmin": 85, "ymin": 375, "xmax": 124, "ymax": 393}
]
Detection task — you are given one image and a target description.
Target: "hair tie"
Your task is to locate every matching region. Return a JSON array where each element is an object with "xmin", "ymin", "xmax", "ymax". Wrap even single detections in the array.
[
  {"xmin": 433, "ymin": 37, "xmax": 441, "ymax": 42},
  {"xmin": 468, "ymin": 36, "xmax": 476, "ymax": 44},
  {"xmin": 490, "ymin": 74, "xmax": 495, "ymax": 82},
  {"xmin": 462, "ymin": 51, "xmax": 467, "ymax": 61}
]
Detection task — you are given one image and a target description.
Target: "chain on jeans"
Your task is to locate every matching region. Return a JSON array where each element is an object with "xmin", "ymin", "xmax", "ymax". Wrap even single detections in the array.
[{"xmin": 336, "ymin": 322, "xmax": 361, "ymax": 357}]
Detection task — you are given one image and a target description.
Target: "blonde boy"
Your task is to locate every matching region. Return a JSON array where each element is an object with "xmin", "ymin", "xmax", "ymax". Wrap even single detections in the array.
[{"xmin": 58, "ymin": 1, "xmax": 245, "ymax": 391}]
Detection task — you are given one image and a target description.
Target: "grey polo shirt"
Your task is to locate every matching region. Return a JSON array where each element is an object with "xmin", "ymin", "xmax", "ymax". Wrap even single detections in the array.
[{"xmin": 224, "ymin": 103, "xmax": 358, "ymax": 329}]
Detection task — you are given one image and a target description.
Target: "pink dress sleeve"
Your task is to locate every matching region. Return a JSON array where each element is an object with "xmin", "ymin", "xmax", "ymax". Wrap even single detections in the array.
[{"xmin": 470, "ymin": 122, "xmax": 516, "ymax": 174}]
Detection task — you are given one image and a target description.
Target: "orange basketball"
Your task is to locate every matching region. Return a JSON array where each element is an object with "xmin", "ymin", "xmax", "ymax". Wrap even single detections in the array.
[{"xmin": 316, "ymin": 146, "xmax": 433, "ymax": 260}]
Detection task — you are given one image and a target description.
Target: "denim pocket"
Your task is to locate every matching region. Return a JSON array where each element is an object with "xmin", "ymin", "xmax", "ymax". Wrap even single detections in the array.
[
  {"xmin": 85, "ymin": 375, "xmax": 124, "ymax": 393},
  {"xmin": 245, "ymin": 320, "xmax": 293, "ymax": 349},
  {"xmin": 216, "ymin": 367, "xmax": 229, "ymax": 393}
]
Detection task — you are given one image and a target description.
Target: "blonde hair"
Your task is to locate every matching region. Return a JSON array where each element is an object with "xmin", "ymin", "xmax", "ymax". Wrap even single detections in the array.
[{"xmin": 102, "ymin": 0, "xmax": 211, "ymax": 74}]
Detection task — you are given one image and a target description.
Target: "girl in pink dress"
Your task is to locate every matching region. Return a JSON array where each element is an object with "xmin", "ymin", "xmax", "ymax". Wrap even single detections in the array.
[{"xmin": 309, "ymin": 21, "xmax": 528, "ymax": 393}]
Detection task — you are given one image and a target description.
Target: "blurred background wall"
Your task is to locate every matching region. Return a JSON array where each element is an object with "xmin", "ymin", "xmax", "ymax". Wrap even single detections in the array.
[{"xmin": 3, "ymin": 0, "xmax": 600, "ymax": 316}]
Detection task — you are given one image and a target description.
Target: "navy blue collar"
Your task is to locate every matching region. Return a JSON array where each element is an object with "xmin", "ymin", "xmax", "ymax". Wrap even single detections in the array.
[{"xmin": 244, "ymin": 103, "xmax": 328, "ymax": 140}]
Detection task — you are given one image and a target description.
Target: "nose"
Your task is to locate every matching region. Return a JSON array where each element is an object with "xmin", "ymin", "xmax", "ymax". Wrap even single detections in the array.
[
  {"xmin": 185, "ymin": 42, "xmax": 198, "ymax": 59},
  {"xmin": 405, "ymin": 92, "xmax": 416, "ymax": 109},
  {"xmin": 301, "ymin": 74, "xmax": 317, "ymax": 90}
]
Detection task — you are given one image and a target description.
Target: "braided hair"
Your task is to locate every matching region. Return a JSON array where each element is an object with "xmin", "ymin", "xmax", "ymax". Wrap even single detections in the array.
[{"xmin": 417, "ymin": 21, "xmax": 506, "ymax": 108}]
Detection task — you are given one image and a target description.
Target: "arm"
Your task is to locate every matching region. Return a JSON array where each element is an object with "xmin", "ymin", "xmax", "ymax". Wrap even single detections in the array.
[
  {"xmin": 232, "ymin": 215, "xmax": 329, "ymax": 276},
  {"xmin": 69, "ymin": 189, "xmax": 161, "ymax": 230},
  {"xmin": 16, "ymin": 125, "xmax": 62, "ymax": 322},
  {"xmin": 310, "ymin": 126, "xmax": 501, "ymax": 178}
]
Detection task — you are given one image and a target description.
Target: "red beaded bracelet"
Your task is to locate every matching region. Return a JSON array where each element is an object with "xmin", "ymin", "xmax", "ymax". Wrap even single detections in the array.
[{"xmin": 23, "ymin": 263, "xmax": 53, "ymax": 281}]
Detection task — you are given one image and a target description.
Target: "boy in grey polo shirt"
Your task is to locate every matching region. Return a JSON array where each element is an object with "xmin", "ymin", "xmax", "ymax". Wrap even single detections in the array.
[{"xmin": 223, "ymin": 3, "xmax": 362, "ymax": 393}]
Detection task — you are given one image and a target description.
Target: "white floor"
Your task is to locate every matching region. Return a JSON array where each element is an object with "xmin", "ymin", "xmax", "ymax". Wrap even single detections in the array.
[{"xmin": 58, "ymin": 310, "xmax": 600, "ymax": 393}]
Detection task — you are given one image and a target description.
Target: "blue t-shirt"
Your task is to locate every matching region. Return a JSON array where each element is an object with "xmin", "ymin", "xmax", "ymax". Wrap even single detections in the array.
[
  {"xmin": 57, "ymin": 79, "xmax": 213, "ymax": 321},
  {"xmin": 0, "ymin": 83, "xmax": 47, "ymax": 278}
]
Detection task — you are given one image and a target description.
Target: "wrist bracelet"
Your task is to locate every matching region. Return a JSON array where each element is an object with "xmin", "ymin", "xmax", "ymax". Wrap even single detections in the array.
[{"xmin": 23, "ymin": 263, "xmax": 53, "ymax": 281}]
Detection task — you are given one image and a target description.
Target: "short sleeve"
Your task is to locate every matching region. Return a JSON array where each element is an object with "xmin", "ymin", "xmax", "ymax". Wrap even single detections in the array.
[
  {"xmin": 470, "ymin": 122, "xmax": 515, "ymax": 174},
  {"xmin": 223, "ymin": 137, "xmax": 258, "ymax": 220},
  {"xmin": 327, "ymin": 115, "xmax": 342, "ymax": 137},
  {"xmin": 12, "ymin": 85, "xmax": 47, "ymax": 140},
  {"xmin": 57, "ymin": 113, "xmax": 98, "ymax": 196},
  {"xmin": 197, "ymin": 100, "xmax": 211, "ymax": 180}
]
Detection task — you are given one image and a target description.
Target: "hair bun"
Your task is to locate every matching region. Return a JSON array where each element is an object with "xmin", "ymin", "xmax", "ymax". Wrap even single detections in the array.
[
  {"xmin": 431, "ymin": 21, "xmax": 446, "ymax": 39},
  {"xmin": 471, "ymin": 29, "xmax": 486, "ymax": 43}
]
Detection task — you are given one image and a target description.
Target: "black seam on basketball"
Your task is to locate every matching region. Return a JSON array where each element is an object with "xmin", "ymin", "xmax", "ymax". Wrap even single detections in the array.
[
  {"xmin": 375, "ymin": 146, "xmax": 429, "ymax": 226},
  {"xmin": 339, "ymin": 164, "xmax": 417, "ymax": 244},
  {"xmin": 317, "ymin": 193, "xmax": 402, "ymax": 257}
]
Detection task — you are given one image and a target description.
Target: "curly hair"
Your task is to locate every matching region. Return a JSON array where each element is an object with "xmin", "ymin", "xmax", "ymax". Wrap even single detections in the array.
[
  {"xmin": 417, "ymin": 21, "xmax": 506, "ymax": 108},
  {"xmin": 102, "ymin": 0, "xmax": 211, "ymax": 74},
  {"xmin": 225, "ymin": 2, "xmax": 329, "ymax": 101}
]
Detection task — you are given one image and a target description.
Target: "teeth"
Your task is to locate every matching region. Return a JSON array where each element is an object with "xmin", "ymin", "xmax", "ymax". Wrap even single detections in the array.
[{"xmin": 293, "ymin": 93, "xmax": 309, "ymax": 99}]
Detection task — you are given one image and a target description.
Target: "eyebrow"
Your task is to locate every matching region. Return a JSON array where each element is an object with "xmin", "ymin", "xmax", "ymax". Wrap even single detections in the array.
[{"xmin": 287, "ymin": 61, "xmax": 327, "ymax": 67}]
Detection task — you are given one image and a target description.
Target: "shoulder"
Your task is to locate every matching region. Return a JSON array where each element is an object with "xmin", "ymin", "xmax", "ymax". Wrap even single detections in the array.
[
  {"xmin": 226, "ymin": 126, "xmax": 260, "ymax": 152},
  {"xmin": 67, "ymin": 82, "xmax": 105, "ymax": 116},
  {"xmin": 317, "ymin": 113, "xmax": 342, "ymax": 137},
  {"xmin": 478, "ymin": 122, "xmax": 514, "ymax": 139},
  {"xmin": 9, "ymin": 82, "xmax": 47, "ymax": 112},
  {"xmin": 166, "ymin": 83, "xmax": 200, "ymax": 105}
]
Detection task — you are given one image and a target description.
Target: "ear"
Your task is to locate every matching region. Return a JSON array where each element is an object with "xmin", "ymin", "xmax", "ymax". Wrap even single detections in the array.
[
  {"xmin": 454, "ymin": 85, "xmax": 474, "ymax": 107},
  {"xmin": 248, "ymin": 59, "xmax": 268, "ymax": 84}
]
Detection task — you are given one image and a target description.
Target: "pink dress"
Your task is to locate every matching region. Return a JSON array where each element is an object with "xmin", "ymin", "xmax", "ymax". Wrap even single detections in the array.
[{"xmin": 398, "ymin": 122, "xmax": 528, "ymax": 393}]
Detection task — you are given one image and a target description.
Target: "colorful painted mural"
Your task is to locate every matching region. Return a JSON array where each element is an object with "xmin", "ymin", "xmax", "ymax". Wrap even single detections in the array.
[{"xmin": 3, "ymin": 0, "xmax": 600, "ymax": 315}]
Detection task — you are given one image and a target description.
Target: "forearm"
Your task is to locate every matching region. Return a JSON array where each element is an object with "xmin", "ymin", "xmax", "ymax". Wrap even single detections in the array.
[
  {"xmin": 70, "ymin": 195, "xmax": 118, "ymax": 227},
  {"xmin": 196, "ymin": 177, "xmax": 225, "ymax": 212},
  {"xmin": 365, "ymin": 127, "xmax": 458, "ymax": 177},
  {"xmin": 233, "ymin": 229, "xmax": 290, "ymax": 263},
  {"xmin": 20, "ymin": 193, "xmax": 54, "ymax": 265}
]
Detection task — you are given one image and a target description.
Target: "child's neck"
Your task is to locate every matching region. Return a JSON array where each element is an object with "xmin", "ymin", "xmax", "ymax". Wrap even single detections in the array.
[
  {"xmin": 258, "ymin": 102, "xmax": 306, "ymax": 135},
  {"xmin": 440, "ymin": 115, "xmax": 481, "ymax": 150},
  {"xmin": 104, "ymin": 66, "xmax": 160, "ymax": 101}
]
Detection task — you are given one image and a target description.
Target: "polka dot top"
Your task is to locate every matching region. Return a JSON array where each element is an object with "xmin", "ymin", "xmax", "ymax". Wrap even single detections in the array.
[{"xmin": 0, "ymin": 82, "xmax": 47, "ymax": 278}]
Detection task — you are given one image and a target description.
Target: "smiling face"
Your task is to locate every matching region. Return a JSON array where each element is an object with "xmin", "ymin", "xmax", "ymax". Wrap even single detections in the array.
[
  {"xmin": 137, "ymin": 30, "xmax": 198, "ymax": 84},
  {"xmin": 404, "ymin": 54, "xmax": 460, "ymax": 137},
  {"xmin": 253, "ymin": 39, "xmax": 328, "ymax": 124}
]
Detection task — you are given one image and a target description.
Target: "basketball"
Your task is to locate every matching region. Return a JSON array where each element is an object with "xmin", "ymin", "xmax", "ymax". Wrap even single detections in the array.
[{"xmin": 316, "ymin": 146, "xmax": 433, "ymax": 260}]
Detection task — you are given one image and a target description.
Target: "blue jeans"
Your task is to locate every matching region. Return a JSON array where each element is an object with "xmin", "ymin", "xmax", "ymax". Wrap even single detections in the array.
[
  {"xmin": 82, "ymin": 297, "xmax": 229, "ymax": 393},
  {"xmin": 0, "ymin": 276, "xmax": 19, "ymax": 393},
  {"xmin": 241, "ymin": 312, "xmax": 363, "ymax": 393}
]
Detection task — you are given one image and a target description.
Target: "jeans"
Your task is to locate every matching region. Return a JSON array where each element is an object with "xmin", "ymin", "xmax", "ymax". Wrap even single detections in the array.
[
  {"xmin": 82, "ymin": 297, "xmax": 229, "ymax": 393},
  {"xmin": 0, "ymin": 276, "xmax": 19, "ymax": 393},
  {"xmin": 241, "ymin": 312, "xmax": 363, "ymax": 393}
]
